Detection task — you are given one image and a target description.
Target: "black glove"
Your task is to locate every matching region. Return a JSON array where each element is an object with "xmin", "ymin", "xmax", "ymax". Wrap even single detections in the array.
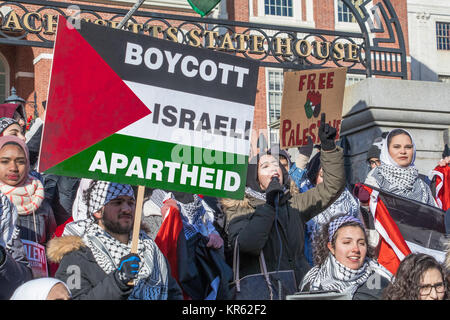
[
  {"xmin": 318, "ymin": 113, "xmax": 337, "ymax": 151},
  {"xmin": 265, "ymin": 177, "xmax": 283, "ymax": 207},
  {"xmin": 114, "ymin": 253, "xmax": 141, "ymax": 286}
]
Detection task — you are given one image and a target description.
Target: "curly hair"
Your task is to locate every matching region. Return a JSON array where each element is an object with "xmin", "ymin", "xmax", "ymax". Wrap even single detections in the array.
[
  {"xmin": 312, "ymin": 214, "xmax": 373, "ymax": 266},
  {"xmin": 383, "ymin": 253, "xmax": 447, "ymax": 300}
]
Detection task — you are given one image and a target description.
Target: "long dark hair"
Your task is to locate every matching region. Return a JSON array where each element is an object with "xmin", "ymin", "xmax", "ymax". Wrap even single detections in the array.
[
  {"xmin": 383, "ymin": 253, "xmax": 447, "ymax": 300},
  {"xmin": 312, "ymin": 214, "xmax": 373, "ymax": 266}
]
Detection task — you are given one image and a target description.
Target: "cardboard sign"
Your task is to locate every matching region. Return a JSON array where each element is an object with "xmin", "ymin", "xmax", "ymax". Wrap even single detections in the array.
[
  {"xmin": 39, "ymin": 16, "xmax": 259, "ymax": 200},
  {"xmin": 21, "ymin": 239, "xmax": 48, "ymax": 278},
  {"xmin": 279, "ymin": 67, "xmax": 347, "ymax": 149}
]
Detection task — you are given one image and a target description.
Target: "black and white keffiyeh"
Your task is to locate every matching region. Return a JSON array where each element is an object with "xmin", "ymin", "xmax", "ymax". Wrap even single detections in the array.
[
  {"xmin": 0, "ymin": 192, "xmax": 19, "ymax": 252},
  {"xmin": 312, "ymin": 188, "xmax": 360, "ymax": 228},
  {"xmin": 0, "ymin": 117, "xmax": 18, "ymax": 135},
  {"xmin": 85, "ymin": 181, "xmax": 134, "ymax": 218},
  {"xmin": 64, "ymin": 219, "xmax": 169, "ymax": 300},
  {"xmin": 244, "ymin": 187, "xmax": 266, "ymax": 201},
  {"xmin": 300, "ymin": 253, "xmax": 391, "ymax": 297},
  {"xmin": 150, "ymin": 189, "xmax": 215, "ymax": 240},
  {"xmin": 372, "ymin": 164, "xmax": 436, "ymax": 206}
]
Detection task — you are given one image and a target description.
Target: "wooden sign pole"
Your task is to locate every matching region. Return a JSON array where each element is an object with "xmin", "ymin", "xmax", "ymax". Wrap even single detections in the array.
[
  {"xmin": 130, "ymin": 185, "xmax": 145, "ymax": 253},
  {"xmin": 128, "ymin": 185, "xmax": 145, "ymax": 286}
]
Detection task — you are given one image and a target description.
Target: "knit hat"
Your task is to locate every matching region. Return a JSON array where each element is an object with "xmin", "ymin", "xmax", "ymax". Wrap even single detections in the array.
[
  {"xmin": 0, "ymin": 117, "xmax": 19, "ymax": 135},
  {"xmin": 366, "ymin": 144, "xmax": 381, "ymax": 161}
]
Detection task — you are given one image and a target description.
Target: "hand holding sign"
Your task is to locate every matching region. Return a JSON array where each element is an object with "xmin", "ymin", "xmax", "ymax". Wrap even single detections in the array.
[{"xmin": 318, "ymin": 113, "xmax": 337, "ymax": 151}]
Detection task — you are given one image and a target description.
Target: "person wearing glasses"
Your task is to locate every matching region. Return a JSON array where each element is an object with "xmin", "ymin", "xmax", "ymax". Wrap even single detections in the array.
[
  {"xmin": 383, "ymin": 253, "xmax": 447, "ymax": 300},
  {"xmin": 366, "ymin": 144, "xmax": 381, "ymax": 170}
]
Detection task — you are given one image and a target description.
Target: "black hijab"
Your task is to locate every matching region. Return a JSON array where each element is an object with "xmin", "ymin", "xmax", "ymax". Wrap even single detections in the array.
[{"xmin": 246, "ymin": 151, "xmax": 290, "ymax": 192}]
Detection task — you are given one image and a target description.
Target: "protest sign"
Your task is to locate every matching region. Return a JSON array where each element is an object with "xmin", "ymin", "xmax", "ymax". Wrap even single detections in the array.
[
  {"xmin": 39, "ymin": 16, "xmax": 259, "ymax": 200},
  {"xmin": 21, "ymin": 239, "xmax": 48, "ymax": 278},
  {"xmin": 279, "ymin": 67, "xmax": 347, "ymax": 149}
]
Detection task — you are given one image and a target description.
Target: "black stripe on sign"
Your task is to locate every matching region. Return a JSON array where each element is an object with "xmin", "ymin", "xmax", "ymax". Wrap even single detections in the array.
[{"xmin": 77, "ymin": 20, "xmax": 259, "ymax": 106}]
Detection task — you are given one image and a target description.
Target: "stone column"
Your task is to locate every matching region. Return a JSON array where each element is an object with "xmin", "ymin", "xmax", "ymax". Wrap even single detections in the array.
[{"xmin": 340, "ymin": 78, "xmax": 450, "ymax": 184}]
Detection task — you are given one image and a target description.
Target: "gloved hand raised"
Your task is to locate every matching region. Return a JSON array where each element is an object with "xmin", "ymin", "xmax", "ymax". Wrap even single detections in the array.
[
  {"xmin": 318, "ymin": 113, "xmax": 337, "ymax": 151},
  {"xmin": 265, "ymin": 177, "xmax": 283, "ymax": 207},
  {"xmin": 114, "ymin": 253, "xmax": 141, "ymax": 286}
]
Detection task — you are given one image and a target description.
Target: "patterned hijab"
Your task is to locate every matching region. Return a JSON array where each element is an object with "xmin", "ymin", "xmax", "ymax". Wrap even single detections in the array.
[{"xmin": 0, "ymin": 117, "xmax": 19, "ymax": 135}]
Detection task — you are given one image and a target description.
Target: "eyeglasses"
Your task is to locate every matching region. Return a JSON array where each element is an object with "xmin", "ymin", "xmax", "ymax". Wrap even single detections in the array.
[
  {"xmin": 419, "ymin": 282, "xmax": 446, "ymax": 296},
  {"xmin": 368, "ymin": 159, "xmax": 381, "ymax": 166}
]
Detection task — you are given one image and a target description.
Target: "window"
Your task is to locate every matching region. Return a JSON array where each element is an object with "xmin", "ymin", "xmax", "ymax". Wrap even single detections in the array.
[
  {"xmin": 436, "ymin": 22, "xmax": 450, "ymax": 50},
  {"xmin": 269, "ymin": 128, "xmax": 280, "ymax": 147},
  {"xmin": 345, "ymin": 74, "xmax": 365, "ymax": 86},
  {"xmin": 0, "ymin": 54, "xmax": 9, "ymax": 104},
  {"xmin": 264, "ymin": 0, "xmax": 293, "ymax": 17},
  {"xmin": 337, "ymin": 0, "xmax": 363, "ymax": 23},
  {"xmin": 438, "ymin": 75, "xmax": 450, "ymax": 83},
  {"xmin": 267, "ymin": 69, "xmax": 284, "ymax": 124}
]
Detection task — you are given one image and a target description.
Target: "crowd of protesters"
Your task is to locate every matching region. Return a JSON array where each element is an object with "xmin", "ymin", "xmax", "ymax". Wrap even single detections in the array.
[{"xmin": 0, "ymin": 103, "xmax": 449, "ymax": 300}]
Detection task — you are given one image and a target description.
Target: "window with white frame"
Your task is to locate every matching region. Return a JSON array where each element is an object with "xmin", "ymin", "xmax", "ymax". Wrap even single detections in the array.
[
  {"xmin": 345, "ymin": 74, "xmax": 365, "ymax": 86},
  {"xmin": 337, "ymin": 0, "xmax": 363, "ymax": 23},
  {"xmin": 436, "ymin": 22, "xmax": 450, "ymax": 50},
  {"xmin": 267, "ymin": 69, "xmax": 284, "ymax": 124},
  {"xmin": 265, "ymin": 0, "xmax": 293, "ymax": 17}
]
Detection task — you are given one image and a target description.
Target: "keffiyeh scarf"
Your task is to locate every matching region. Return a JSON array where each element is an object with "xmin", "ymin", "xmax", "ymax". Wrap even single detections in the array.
[
  {"xmin": 85, "ymin": 181, "xmax": 134, "ymax": 218},
  {"xmin": 0, "ymin": 192, "xmax": 19, "ymax": 251},
  {"xmin": 312, "ymin": 188, "xmax": 360, "ymax": 228},
  {"xmin": 373, "ymin": 164, "xmax": 436, "ymax": 206},
  {"xmin": 300, "ymin": 253, "xmax": 390, "ymax": 297},
  {"xmin": 0, "ymin": 176, "xmax": 44, "ymax": 215},
  {"xmin": 64, "ymin": 219, "xmax": 169, "ymax": 300},
  {"xmin": 150, "ymin": 189, "xmax": 215, "ymax": 240}
]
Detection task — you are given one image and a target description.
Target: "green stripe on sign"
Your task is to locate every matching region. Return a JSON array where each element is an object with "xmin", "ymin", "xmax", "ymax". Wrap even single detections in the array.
[{"xmin": 44, "ymin": 134, "xmax": 248, "ymax": 200}]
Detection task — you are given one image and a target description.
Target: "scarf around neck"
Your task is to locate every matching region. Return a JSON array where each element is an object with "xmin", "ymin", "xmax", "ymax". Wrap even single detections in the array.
[
  {"xmin": 300, "ymin": 253, "xmax": 391, "ymax": 297},
  {"xmin": 64, "ymin": 219, "xmax": 169, "ymax": 300},
  {"xmin": 373, "ymin": 164, "xmax": 436, "ymax": 206},
  {"xmin": 0, "ymin": 176, "xmax": 44, "ymax": 215}
]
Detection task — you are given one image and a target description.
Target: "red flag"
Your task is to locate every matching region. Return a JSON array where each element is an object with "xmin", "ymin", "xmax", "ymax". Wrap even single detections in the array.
[
  {"xmin": 154, "ymin": 206, "xmax": 183, "ymax": 282},
  {"xmin": 430, "ymin": 165, "xmax": 450, "ymax": 211},
  {"xmin": 363, "ymin": 185, "xmax": 412, "ymax": 274}
]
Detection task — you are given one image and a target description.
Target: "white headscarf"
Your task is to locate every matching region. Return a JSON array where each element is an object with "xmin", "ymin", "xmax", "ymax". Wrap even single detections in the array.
[
  {"xmin": 380, "ymin": 129, "xmax": 416, "ymax": 168},
  {"xmin": 71, "ymin": 178, "xmax": 92, "ymax": 221},
  {"xmin": 10, "ymin": 278, "xmax": 71, "ymax": 300}
]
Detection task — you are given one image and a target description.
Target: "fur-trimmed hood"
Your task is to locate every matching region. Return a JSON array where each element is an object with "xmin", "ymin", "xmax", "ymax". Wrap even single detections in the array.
[
  {"xmin": 46, "ymin": 221, "xmax": 152, "ymax": 264},
  {"xmin": 220, "ymin": 194, "xmax": 265, "ymax": 230},
  {"xmin": 46, "ymin": 235, "xmax": 85, "ymax": 263}
]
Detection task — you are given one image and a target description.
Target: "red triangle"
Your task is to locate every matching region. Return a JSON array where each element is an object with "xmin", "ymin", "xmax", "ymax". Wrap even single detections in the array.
[{"xmin": 39, "ymin": 16, "xmax": 151, "ymax": 172}]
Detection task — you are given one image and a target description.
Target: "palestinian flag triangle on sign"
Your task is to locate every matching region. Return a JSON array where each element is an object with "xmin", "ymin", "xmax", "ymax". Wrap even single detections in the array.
[{"xmin": 39, "ymin": 16, "xmax": 259, "ymax": 199}]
